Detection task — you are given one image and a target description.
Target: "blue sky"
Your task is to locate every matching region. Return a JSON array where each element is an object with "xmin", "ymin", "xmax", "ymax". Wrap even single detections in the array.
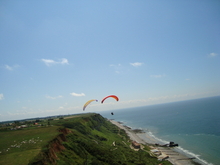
[{"xmin": 0, "ymin": 1, "xmax": 220, "ymax": 121}]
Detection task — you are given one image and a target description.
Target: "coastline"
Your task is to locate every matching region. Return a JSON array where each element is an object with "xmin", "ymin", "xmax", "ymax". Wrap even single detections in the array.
[{"xmin": 109, "ymin": 120, "xmax": 201, "ymax": 165}]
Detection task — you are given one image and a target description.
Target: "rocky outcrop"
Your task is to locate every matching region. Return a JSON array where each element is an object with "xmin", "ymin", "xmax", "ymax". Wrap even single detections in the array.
[{"xmin": 29, "ymin": 128, "xmax": 71, "ymax": 165}]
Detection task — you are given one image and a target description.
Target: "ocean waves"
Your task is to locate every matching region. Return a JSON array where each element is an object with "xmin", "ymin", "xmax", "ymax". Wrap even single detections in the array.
[{"xmin": 100, "ymin": 96, "xmax": 220, "ymax": 165}]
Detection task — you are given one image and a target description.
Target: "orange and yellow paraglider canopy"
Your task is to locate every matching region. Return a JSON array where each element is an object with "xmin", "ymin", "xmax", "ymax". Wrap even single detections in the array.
[{"xmin": 83, "ymin": 99, "xmax": 98, "ymax": 111}]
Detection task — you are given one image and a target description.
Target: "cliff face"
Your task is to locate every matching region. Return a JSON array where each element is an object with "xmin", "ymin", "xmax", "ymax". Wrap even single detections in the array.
[
  {"xmin": 29, "ymin": 114, "xmax": 167, "ymax": 165},
  {"xmin": 30, "ymin": 128, "xmax": 70, "ymax": 165}
]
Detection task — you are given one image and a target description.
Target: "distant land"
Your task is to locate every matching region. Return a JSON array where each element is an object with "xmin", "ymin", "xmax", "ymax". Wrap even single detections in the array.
[{"xmin": 0, "ymin": 113, "xmax": 173, "ymax": 165}]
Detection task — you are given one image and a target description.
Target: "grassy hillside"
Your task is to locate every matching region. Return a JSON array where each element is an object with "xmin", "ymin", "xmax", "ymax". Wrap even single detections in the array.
[
  {"xmin": 0, "ymin": 113, "xmax": 172, "ymax": 165},
  {"xmin": 0, "ymin": 126, "xmax": 60, "ymax": 165}
]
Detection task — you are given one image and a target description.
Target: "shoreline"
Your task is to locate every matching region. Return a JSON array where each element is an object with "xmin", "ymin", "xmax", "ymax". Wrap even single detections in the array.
[{"xmin": 109, "ymin": 120, "xmax": 201, "ymax": 165}]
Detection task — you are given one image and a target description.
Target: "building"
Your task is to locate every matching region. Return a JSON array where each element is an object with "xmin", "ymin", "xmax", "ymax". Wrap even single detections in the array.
[{"xmin": 132, "ymin": 141, "xmax": 140, "ymax": 149}]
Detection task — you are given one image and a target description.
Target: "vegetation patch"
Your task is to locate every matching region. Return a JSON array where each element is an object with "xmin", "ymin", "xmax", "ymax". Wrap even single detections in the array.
[
  {"xmin": 0, "ymin": 126, "xmax": 60, "ymax": 165},
  {"xmin": 0, "ymin": 113, "xmax": 172, "ymax": 165}
]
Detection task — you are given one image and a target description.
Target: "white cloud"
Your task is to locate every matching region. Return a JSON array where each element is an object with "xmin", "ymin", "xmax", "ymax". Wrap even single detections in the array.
[
  {"xmin": 46, "ymin": 95, "xmax": 63, "ymax": 99},
  {"xmin": 41, "ymin": 59, "xmax": 55, "ymax": 66},
  {"xmin": 115, "ymin": 71, "xmax": 120, "ymax": 74},
  {"xmin": 130, "ymin": 62, "xmax": 143, "ymax": 67},
  {"xmin": 110, "ymin": 64, "xmax": 123, "ymax": 74},
  {"xmin": 208, "ymin": 52, "xmax": 218, "ymax": 57},
  {"xmin": 150, "ymin": 74, "xmax": 166, "ymax": 78},
  {"xmin": 60, "ymin": 58, "xmax": 68, "ymax": 64},
  {"xmin": 5, "ymin": 65, "xmax": 13, "ymax": 71},
  {"xmin": 41, "ymin": 58, "xmax": 69, "ymax": 66},
  {"xmin": 70, "ymin": 92, "xmax": 85, "ymax": 97},
  {"xmin": 110, "ymin": 64, "xmax": 121, "ymax": 67},
  {"xmin": 0, "ymin": 93, "xmax": 4, "ymax": 100},
  {"xmin": 4, "ymin": 64, "xmax": 19, "ymax": 71}
]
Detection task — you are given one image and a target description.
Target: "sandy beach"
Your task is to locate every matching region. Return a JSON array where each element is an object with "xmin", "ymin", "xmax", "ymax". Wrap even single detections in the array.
[{"xmin": 110, "ymin": 120, "xmax": 200, "ymax": 165}]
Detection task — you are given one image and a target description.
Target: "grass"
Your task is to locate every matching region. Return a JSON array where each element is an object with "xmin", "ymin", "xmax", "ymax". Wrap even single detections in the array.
[
  {"xmin": 0, "ymin": 113, "xmax": 172, "ymax": 165},
  {"xmin": 0, "ymin": 149, "xmax": 40, "ymax": 165},
  {"xmin": 0, "ymin": 126, "xmax": 60, "ymax": 165},
  {"xmin": 54, "ymin": 114, "xmax": 172, "ymax": 165}
]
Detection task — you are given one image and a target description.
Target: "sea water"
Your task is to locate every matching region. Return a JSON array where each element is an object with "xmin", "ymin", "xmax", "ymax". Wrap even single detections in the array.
[{"xmin": 99, "ymin": 96, "xmax": 220, "ymax": 165}]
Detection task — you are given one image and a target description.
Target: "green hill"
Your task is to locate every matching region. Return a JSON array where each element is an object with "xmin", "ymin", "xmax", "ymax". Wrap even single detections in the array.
[{"xmin": 0, "ymin": 113, "xmax": 172, "ymax": 165}]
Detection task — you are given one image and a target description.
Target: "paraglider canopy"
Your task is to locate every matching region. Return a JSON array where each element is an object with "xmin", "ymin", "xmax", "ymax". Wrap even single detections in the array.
[
  {"xmin": 101, "ymin": 95, "xmax": 119, "ymax": 103},
  {"xmin": 83, "ymin": 99, "xmax": 98, "ymax": 111}
]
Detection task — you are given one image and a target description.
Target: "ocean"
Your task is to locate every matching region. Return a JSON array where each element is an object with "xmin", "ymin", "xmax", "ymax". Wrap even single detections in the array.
[{"xmin": 99, "ymin": 96, "xmax": 220, "ymax": 165}]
